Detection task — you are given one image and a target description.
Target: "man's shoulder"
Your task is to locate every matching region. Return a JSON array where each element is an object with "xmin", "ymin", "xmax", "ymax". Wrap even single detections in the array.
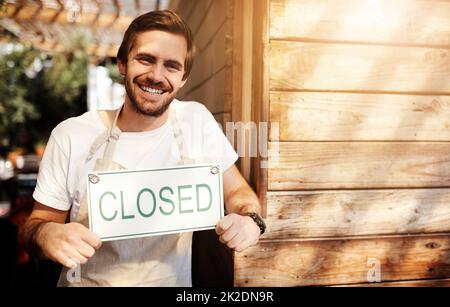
[
  {"xmin": 51, "ymin": 110, "xmax": 105, "ymax": 141},
  {"xmin": 172, "ymin": 100, "xmax": 212, "ymax": 121}
]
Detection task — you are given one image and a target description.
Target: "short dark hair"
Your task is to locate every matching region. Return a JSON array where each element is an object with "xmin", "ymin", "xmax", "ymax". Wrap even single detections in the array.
[{"xmin": 117, "ymin": 10, "xmax": 195, "ymax": 81}]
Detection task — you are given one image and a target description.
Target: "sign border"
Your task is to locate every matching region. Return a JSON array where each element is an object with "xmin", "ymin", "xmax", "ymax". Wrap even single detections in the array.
[{"xmin": 87, "ymin": 164, "xmax": 224, "ymax": 241}]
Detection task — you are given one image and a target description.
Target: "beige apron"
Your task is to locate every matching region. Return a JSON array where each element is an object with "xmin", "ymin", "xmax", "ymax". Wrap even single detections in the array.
[{"xmin": 58, "ymin": 105, "xmax": 194, "ymax": 287}]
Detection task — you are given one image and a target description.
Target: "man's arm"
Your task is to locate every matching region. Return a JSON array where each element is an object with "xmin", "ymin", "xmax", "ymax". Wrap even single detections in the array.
[
  {"xmin": 23, "ymin": 202, "xmax": 102, "ymax": 269},
  {"xmin": 215, "ymin": 165, "xmax": 263, "ymax": 252}
]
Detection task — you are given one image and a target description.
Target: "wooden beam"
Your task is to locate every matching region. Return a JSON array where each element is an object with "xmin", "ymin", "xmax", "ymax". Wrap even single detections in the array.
[
  {"xmin": 235, "ymin": 234, "xmax": 450, "ymax": 286},
  {"xmin": 0, "ymin": 2, "xmax": 133, "ymax": 32},
  {"xmin": 270, "ymin": 41, "xmax": 450, "ymax": 94},
  {"xmin": 270, "ymin": 0, "xmax": 450, "ymax": 47},
  {"xmin": 269, "ymin": 142, "xmax": 450, "ymax": 190},
  {"xmin": 335, "ymin": 278, "xmax": 450, "ymax": 287},
  {"xmin": 270, "ymin": 92, "xmax": 450, "ymax": 141},
  {"xmin": 264, "ymin": 189, "xmax": 450, "ymax": 240}
]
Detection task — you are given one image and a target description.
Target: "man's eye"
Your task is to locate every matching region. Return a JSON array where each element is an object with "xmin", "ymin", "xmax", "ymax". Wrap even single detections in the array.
[
  {"xmin": 138, "ymin": 58, "xmax": 154, "ymax": 64},
  {"xmin": 166, "ymin": 64, "xmax": 180, "ymax": 71}
]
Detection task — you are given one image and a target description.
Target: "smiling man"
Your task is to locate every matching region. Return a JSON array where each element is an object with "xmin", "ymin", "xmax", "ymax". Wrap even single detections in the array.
[{"xmin": 23, "ymin": 10, "xmax": 265, "ymax": 287}]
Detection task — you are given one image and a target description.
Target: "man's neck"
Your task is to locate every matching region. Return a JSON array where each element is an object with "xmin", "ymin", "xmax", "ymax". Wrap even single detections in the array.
[{"xmin": 117, "ymin": 101, "xmax": 170, "ymax": 132}]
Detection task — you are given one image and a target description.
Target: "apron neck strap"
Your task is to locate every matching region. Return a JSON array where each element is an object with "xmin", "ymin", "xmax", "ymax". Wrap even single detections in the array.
[{"xmin": 88, "ymin": 104, "xmax": 192, "ymax": 164}]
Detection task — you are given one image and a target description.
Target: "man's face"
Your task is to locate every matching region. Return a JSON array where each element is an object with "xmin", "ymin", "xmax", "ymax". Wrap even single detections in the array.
[{"xmin": 118, "ymin": 30, "xmax": 188, "ymax": 117}]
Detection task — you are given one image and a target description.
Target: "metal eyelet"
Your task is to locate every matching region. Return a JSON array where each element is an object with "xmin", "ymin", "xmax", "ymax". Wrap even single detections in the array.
[
  {"xmin": 210, "ymin": 166, "xmax": 220, "ymax": 175},
  {"xmin": 89, "ymin": 174, "xmax": 100, "ymax": 184}
]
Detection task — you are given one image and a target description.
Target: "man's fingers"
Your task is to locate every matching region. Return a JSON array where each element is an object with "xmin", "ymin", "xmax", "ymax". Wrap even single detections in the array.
[
  {"xmin": 81, "ymin": 230, "xmax": 102, "ymax": 250},
  {"xmin": 215, "ymin": 215, "xmax": 235, "ymax": 235},
  {"xmin": 57, "ymin": 248, "xmax": 85, "ymax": 268},
  {"xmin": 67, "ymin": 248, "xmax": 88, "ymax": 265},
  {"xmin": 219, "ymin": 224, "xmax": 240, "ymax": 244},
  {"xmin": 73, "ymin": 223, "xmax": 102, "ymax": 249},
  {"xmin": 74, "ymin": 240, "xmax": 96, "ymax": 259},
  {"xmin": 235, "ymin": 239, "xmax": 252, "ymax": 253},
  {"xmin": 55, "ymin": 252, "xmax": 77, "ymax": 269},
  {"xmin": 226, "ymin": 233, "xmax": 245, "ymax": 250}
]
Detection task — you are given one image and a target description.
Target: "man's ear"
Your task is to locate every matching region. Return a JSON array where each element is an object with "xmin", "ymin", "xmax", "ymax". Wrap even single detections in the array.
[{"xmin": 117, "ymin": 59, "xmax": 127, "ymax": 76}]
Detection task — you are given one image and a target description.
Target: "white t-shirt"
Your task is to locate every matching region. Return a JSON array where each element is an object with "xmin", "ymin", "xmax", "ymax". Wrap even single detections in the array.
[{"xmin": 33, "ymin": 100, "xmax": 238, "ymax": 286}]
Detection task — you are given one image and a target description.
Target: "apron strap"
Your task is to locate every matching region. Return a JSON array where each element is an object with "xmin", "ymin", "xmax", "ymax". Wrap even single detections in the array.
[
  {"xmin": 86, "ymin": 104, "xmax": 192, "ymax": 164},
  {"xmin": 169, "ymin": 107, "xmax": 194, "ymax": 164},
  {"xmin": 86, "ymin": 107, "xmax": 122, "ymax": 162}
]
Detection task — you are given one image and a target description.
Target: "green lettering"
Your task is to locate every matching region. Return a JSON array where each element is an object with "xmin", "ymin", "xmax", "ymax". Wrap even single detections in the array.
[
  {"xmin": 121, "ymin": 191, "xmax": 135, "ymax": 220},
  {"xmin": 99, "ymin": 192, "xmax": 117, "ymax": 221},
  {"xmin": 178, "ymin": 185, "xmax": 194, "ymax": 214},
  {"xmin": 196, "ymin": 184, "xmax": 212, "ymax": 212},
  {"xmin": 137, "ymin": 188, "xmax": 156, "ymax": 218},
  {"xmin": 159, "ymin": 186, "xmax": 175, "ymax": 216}
]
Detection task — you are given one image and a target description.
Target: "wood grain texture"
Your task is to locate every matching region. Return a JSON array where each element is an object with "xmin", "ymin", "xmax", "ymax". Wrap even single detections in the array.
[
  {"xmin": 270, "ymin": 0, "xmax": 450, "ymax": 46},
  {"xmin": 182, "ymin": 67, "xmax": 226, "ymax": 114},
  {"xmin": 269, "ymin": 142, "xmax": 450, "ymax": 190},
  {"xmin": 250, "ymin": 0, "xmax": 270, "ymax": 215},
  {"xmin": 265, "ymin": 190, "xmax": 450, "ymax": 240},
  {"xmin": 213, "ymin": 112, "xmax": 231, "ymax": 130},
  {"xmin": 182, "ymin": 20, "xmax": 228, "ymax": 95},
  {"xmin": 178, "ymin": 0, "xmax": 228, "ymax": 115},
  {"xmin": 270, "ymin": 41, "xmax": 450, "ymax": 93},
  {"xmin": 270, "ymin": 92, "xmax": 450, "ymax": 141},
  {"xmin": 194, "ymin": 0, "xmax": 228, "ymax": 52},
  {"xmin": 234, "ymin": 234, "xmax": 450, "ymax": 286},
  {"xmin": 336, "ymin": 278, "xmax": 450, "ymax": 287}
]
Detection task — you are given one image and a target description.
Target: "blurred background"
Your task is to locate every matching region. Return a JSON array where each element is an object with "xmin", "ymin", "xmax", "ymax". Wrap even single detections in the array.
[
  {"xmin": 0, "ymin": 0, "xmax": 191, "ymax": 287},
  {"xmin": 1, "ymin": 0, "xmax": 236, "ymax": 288},
  {"xmin": 4, "ymin": 0, "xmax": 450, "ymax": 288}
]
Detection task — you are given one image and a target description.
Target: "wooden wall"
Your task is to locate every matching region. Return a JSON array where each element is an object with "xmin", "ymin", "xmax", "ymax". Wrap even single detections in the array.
[
  {"xmin": 171, "ymin": 0, "xmax": 233, "ymax": 128},
  {"xmin": 235, "ymin": 0, "xmax": 450, "ymax": 287}
]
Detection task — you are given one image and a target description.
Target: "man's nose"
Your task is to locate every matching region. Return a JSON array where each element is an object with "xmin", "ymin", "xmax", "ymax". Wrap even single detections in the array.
[{"xmin": 147, "ymin": 63, "xmax": 164, "ymax": 83}]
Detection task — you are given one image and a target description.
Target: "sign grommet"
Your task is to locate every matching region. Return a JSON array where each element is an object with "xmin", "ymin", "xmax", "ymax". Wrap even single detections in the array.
[
  {"xmin": 89, "ymin": 174, "xmax": 100, "ymax": 184},
  {"xmin": 210, "ymin": 166, "xmax": 219, "ymax": 175}
]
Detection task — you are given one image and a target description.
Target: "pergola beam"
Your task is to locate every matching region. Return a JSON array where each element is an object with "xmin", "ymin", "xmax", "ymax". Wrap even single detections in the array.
[{"xmin": 1, "ymin": 2, "xmax": 133, "ymax": 31}]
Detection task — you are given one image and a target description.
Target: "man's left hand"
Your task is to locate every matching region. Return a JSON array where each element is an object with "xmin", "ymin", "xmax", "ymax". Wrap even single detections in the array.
[{"xmin": 215, "ymin": 213, "xmax": 260, "ymax": 252}]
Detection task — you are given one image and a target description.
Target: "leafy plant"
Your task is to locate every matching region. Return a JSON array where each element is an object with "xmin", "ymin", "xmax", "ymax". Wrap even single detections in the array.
[
  {"xmin": 0, "ymin": 34, "xmax": 89, "ymax": 156},
  {"xmin": 0, "ymin": 44, "xmax": 40, "ymax": 155}
]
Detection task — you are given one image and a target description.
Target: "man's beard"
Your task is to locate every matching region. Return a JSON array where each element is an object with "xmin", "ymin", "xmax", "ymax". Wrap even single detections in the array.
[{"xmin": 125, "ymin": 80, "xmax": 175, "ymax": 118}]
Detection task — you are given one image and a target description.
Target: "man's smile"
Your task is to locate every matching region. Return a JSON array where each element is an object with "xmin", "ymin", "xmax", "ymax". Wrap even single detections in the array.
[{"xmin": 137, "ymin": 84, "xmax": 167, "ymax": 96}]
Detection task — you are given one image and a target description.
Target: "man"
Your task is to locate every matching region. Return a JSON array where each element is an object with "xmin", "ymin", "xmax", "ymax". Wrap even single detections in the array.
[{"xmin": 23, "ymin": 10, "xmax": 265, "ymax": 286}]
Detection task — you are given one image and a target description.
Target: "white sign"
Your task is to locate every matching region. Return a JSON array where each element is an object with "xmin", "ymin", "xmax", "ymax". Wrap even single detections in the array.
[{"xmin": 87, "ymin": 164, "xmax": 224, "ymax": 242}]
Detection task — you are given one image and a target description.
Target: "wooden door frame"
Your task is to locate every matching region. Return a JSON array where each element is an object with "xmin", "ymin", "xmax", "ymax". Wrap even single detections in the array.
[{"xmin": 231, "ymin": 0, "xmax": 270, "ymax": 217}]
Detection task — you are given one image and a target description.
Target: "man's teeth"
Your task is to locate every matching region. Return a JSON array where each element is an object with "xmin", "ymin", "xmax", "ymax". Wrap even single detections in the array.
[{"xmin": 141, "ymin": 86, "xmax": 164, "ymax": 95}]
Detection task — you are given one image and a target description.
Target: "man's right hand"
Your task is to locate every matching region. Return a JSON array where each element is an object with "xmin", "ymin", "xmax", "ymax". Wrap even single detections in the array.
[
  {"xmin": 36, "ymin": 222, "xmax": 102, "ymax": 269},
  {"xmin": 24, "ymin": 202, "xmax": 102, "ymax": 270}
]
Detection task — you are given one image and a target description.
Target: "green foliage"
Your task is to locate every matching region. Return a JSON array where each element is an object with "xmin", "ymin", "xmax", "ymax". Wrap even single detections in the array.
[
  {"xmin": 43, "ymin": 35, "xmax": 89, "ymax": 104},
  {"xmin": 0, "ymin": 35, "xmax": 89, "ymax": 156},
  {"xmin": 106, "ymin": 62, "xmax": 124, "ymax": 85},
  {"xmin": 0, "ymin": 44, "xmax": 40, "ymax": 154}
]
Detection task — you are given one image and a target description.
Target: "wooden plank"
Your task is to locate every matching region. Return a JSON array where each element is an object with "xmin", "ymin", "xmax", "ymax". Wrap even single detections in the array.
[
  {"xmin": 229, "ymin": 0, "xmax": 254, "ymax": 182},
  {"xmin": 265, "ymin": 189, "xmax": 450, "ymax": 240},
  {"xmin": 1, "ymin": 3, "xmax": 132, "ymax": 31},
  {"xmin": 268, "ymin": 142, "xmax": 450, "ymax": 190},
  {"xmin": 187, "ymin": 0, "xmax": 213, "ymax": 36},
  {"xmin": 336, "ymin": 278, "xmax": 450, "ymax": 287},
  {"xmin": 270, "ymin": 92, "xmax": 450, "ymax": 141},
  {"xmin": 234, "ymin": 234, "xmax": 450, "ymax": 286},
  {"xmin": 194, "ymin": 0, "xmax": 228, "ymax": 52},
  {"xmin": 181, "ymin": 20, "xmax": 228, "ymax": 98},
  {"xmin": 270, "ymin": 0, "xmax": 450, "ymax": 46},
  {"xmin": 182, "ymin": 68, "xmax": 226, "ymax": 114},
  {"xmin": 270, "ymin": 41, "xmax": 450, "ymax": 93},
  {"xmin": 250, "ymin": 0, "xmax": 270, "ymax": 215},
  {"xmin": 213, "ymin": 112, "xmax": 231, "ymax": 130}
]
